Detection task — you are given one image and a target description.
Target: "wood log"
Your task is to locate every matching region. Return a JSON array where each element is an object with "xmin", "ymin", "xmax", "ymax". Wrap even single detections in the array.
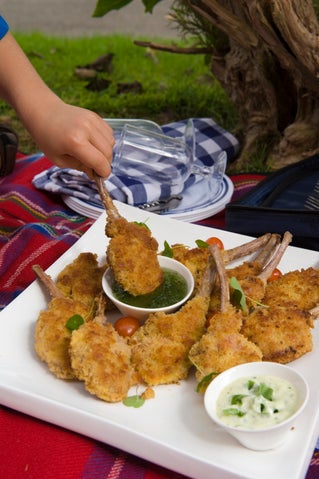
[{"xmin": 137, "ymin": 0, "xmax": 319, "ymax": 168}]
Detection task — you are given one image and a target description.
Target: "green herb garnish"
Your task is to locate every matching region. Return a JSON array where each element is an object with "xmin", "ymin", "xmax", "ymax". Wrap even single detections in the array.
[
  {"xmin": 247, "ymin": 379, "xmax": 255, "ymax": 390},
  {"xmin": 162, "ymin": 240, "xmax": 173, "ymax": 257},
  {"xmin": 65, "ymin": 314, "xmax": 84, "ymax": 331},
  {"xmin": 231, "ymin": 394, "xmax": 246, "ymax": 406},
  {"xmin": 195, "ymin": 372, "xmax": 219, "ymax": 393},
  {"xmin": 195, "ymin": 239, "xmax": 209, "ymax": 248},
  {"xmin": 258, "ymin": 383, "xmax": 274, "ymax": 401},
  {"xmin": 229, "ymin": 276, "xmax": 248, "ymax": 313},
  {"xmin": 223, "ymin": 408, "xmax": 246, "ymax": 417},
  {"xmin": 134, "ymin": 221, "xmax": 150, "ymax": 230},
  {"xmin": 122, "ymin": 394, "xmax": 145, "ymax": 408}
]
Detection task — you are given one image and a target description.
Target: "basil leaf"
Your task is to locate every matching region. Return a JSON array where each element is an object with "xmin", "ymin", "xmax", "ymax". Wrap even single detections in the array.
[
  {"xmin": 195, "ymin": 239, "xmax": 209, "ymax": 248},
  {"xmin": 229, "ymin": 277, "xmax": 248, "ymax": 312},
  {"xmin": 134, "ymin": 221, "xmax": 149, "ymax": 230},
  {"xmin": 223, "ymin": 408, "xmax": 246, "ymax": 417},
  {"xmin": 122, "ymin": 395, "xmax": 145, "ymax": 408},
  {"xmin": 65, "ymin": 314, "xmax": 84, "ymax": 331},
  {"xmin": 162, "ymin": 240, "xmax": 173, "ymax": 257},
  {"xmin": 231, "ymin": 394, "xmax": 246, "ymax": 406},
  {"xmin": 260, "ymin": 383, "xmax": 273, "ymax": 401},
  {"xmin": 196, "ymin": 371, "xmax": 218, "ymax": 393}
]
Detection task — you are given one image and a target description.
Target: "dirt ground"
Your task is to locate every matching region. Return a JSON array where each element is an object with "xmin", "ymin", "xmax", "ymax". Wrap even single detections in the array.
[{"xmin": 0, "ymin": 0, "xmax": 177, "ymax": 38}]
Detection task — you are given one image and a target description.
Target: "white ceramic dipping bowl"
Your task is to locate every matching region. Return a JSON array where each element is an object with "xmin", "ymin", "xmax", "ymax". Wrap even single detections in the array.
[
  {"xmin": 204, "ymin": 361, "xmax": 309, "ymax": 451},
  {"xmin": 102, "ymin": 255, "xmax": 194, "ymax": 321}
]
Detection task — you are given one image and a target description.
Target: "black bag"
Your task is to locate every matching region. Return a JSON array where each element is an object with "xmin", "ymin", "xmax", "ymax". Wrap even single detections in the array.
[
  {"xmin": 225, "ymin": 154, "xmax": 319, "ymax": 250},
  {"xmin": 0, "ymin": 125, "xmax": 18, "ymax": 176}
]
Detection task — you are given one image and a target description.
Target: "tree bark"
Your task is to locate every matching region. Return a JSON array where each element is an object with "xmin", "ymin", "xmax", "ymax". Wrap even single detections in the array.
[
  {"xmin": 141, "ymin": 0, "xmax": 319, "ymax": 169},
  {"xmin": 187, "ymin": 0, "xmax": 319, "ymax": 168}
]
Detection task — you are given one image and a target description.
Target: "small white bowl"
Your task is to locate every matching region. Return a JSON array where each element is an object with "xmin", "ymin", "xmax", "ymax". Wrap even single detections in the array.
[
  {"xmin": 102, "ymin": 255, "xmax": 194, "ymax": 321},
  {"xmin": 204, "ymin": 361, "xmax": 309, "ymax": 451}
]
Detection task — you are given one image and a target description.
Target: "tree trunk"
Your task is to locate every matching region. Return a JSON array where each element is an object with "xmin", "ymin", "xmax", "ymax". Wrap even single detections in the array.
[
  {"xmin": 136, "ymin": 1, "xmax": 319, "ymax": 168},
  {"xmin": 186, "ymin": 0, "xmax": 319, "ymax": 168}
]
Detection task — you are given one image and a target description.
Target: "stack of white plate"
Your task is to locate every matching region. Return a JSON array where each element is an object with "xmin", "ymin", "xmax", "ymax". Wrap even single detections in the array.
[{"xmin": 63, "ymin": 175, "xmax": 233, "ymax": 222}]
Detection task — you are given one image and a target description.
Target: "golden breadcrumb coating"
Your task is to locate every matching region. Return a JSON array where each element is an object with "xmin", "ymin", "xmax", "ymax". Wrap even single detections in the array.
[
  {"xmin": 189, "ymin": 331, "xmax": 262, "ymax": 382},
  {"xmin": 263, "ymin": 267, "xmax": 319, "ymax": 310},
  {"xmin": 207, "ymin": 303, "xmax": 243, "ymax": 334},
  {"xmin": 130, "ymin": 295, "xmax": 210, "ymax": 385},
  {"xmin": 170, "ymin": 244, "xmax": 211, "ymax": 294},
  {"xmin": 189, "ymin": 302, "xmax": 262, "ymax": 382},
  {"xmin": 56, "ymin": 252, "xmax": 107, "ymax": 311},
  {"xmin": 131, "ymin": 333, "xmax": 190, "ymax": 385},
  {"xmin": 241, "ymin": 305, "xmax": 313, "ymax": 363},
  {"xmin": 34, "ymin": 297, "xmax": 89, "ymax": 379},
  {"xmin": 70, "ymin": 321, "xmax": 136, "ymax": 402},
  {"xmin": 107, "ymin": 218, "xmax": 163, "ymax": 296},
  {"xmin": 139, "ymin": 295, "xmax": 210, "ymax": 348}
]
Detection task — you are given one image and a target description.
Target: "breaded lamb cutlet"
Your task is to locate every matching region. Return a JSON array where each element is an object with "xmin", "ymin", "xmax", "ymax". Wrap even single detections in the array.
[
  {"xmin": 241, "ymin": 265, "xmax": 318, "ymax": 364},
  {"xmin": 94, "ymin": 173, "xmax": 163, "ymax": 296},
  {"xmin": 70, "ymin": 296, "xmax": 136, "ymax": 402},
  {"xmin": 34, "ymin": 296, "xmax": 89, "ymax": 379},
  {"xmin": 263, "ymin": 267, "xmax": 319, "ymax": 310},
  {"xmin": 33, "ymin": 253, "xmax": 106, "ymax": 379},
  {"xmin": 169, "ymin": 243, "xmax": 211, "ymax": 295},
  {"xmin": 241, "ymin": 306, "xmax": 314, "ymax": 363},
  {"xmin": 189, "ymin": 244, "xmax": 262, "ymax": 384},
  {"xmin": 130, "ymin": 257, "xmax": 216, "ymax": 386},
  {"xmin": 56, "ymin": 252, "xmax": 108, "ymax": 310}
]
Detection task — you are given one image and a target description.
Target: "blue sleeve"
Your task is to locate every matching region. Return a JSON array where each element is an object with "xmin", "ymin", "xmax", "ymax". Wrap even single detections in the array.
[{"xmin": 0, "ymin": 16, "xmax": 9, "ymax": 40}]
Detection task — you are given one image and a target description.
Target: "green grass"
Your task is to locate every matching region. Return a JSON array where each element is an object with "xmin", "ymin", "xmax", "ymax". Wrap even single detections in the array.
[{"xmin": 0, "ymin": 32, "xmax": 236, "ymax": 154}]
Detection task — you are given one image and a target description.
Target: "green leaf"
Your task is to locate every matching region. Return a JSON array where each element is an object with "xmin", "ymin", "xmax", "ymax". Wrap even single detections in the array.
[
  {"xmin": 93, "ymin": 0, "xmax": 161, "ymax": 17},
  {"xmin": 195, "ymin": 239, "xmax": 209, "ymax": 249},
  {"xmin": 162, "ymin": 240, "xmax": 173, "ymax": 257},
  {"xmin": 231, "ymin": 394, "xmax": 246, "ymax": 406},
  {"xmin": 196, "ymin": 372, "xmax": 218, "ymax": 393},
  {"xmin": 229, "ymin": 276, "xmax": 248, "ymax": 312},
  {"xmin": 122, "ymin": 394, "xmax": 145, "ymax": 408},
  {"xmin": 247, "ymin": 379, "xmax": 255, "ymax": 390},
  {"xmin": 134, "ymin": 221, "xmax": 150, "ymax": 230},
  {"xmin": 142, "ymin": 0, "xmax": 163, "ymax": 13},
  {"xmin": 259, "ymin": 383, "xmax": 273, "ymax": 401},
  {"xmin": 93, "ymin": 0, "xmax": 133, "ymax": 17},
  {"xmin": 223, "ymin": 408, "xmax": 246, "ymax": 417},
  {"xmin": 65, "ymin": 314, "xmax": 84, "ymax": 331}
]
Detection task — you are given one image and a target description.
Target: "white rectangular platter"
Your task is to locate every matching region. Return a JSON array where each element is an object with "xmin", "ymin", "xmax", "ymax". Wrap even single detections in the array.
[{"xmin": 1, "ymin": 202, "xmax": 319, "ymax": 479}]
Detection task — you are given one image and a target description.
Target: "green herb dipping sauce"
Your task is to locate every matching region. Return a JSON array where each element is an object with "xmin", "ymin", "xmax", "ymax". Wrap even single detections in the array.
[
  {"xmin": 112, "ymin": 268, "xmax": 188, "ymax": 308},
  {"xmin": 216, "ymin": 375, "xmax": 299, "ymax": 430}
]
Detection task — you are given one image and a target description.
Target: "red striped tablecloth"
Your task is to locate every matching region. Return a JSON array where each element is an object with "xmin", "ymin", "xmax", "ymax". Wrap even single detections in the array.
[{"xmin": 1, "ymin": 154, "xmax": 318, "ymax": 479}]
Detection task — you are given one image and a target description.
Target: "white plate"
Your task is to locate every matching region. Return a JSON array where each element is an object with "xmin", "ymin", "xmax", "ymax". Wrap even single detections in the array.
[
  {"xmin": 63, "ymin": 175, "xmax": 233, "ymax": 222},
  {"xmin": 1, "ymin": 205, "xmax": 319, "ymax": 479}
]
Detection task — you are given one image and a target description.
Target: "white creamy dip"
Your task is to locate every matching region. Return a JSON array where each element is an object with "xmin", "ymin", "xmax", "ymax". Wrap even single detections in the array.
[{"xmin": 216, "ymin": 374, "xmax": 299, "ymax": 429}]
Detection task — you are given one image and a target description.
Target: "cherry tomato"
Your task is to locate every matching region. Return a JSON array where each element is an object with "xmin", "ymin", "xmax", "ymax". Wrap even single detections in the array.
[
  {"xmin": 114, "ymin": 316, "xmax": 140, "ymax": 337},
  {"xmin": 206, "ymin": 237, "xmax": 224, "ymax": 250},
  {"xmin": 268, "ymin": 268, "xmax": 282, "ymax": 282}
]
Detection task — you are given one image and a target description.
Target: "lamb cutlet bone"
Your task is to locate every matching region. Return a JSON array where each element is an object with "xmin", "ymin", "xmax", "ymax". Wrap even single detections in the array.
[
  {"xmin": 33, "ymin": 264, "xmax": 64, "ymax": 298},
  {"xmin": 222, "ymin": 232, "xmax": 273, "ymax": 264},
  {"xmin": 225, "ymin": 231, "xmax": 293, "ymax": 306},
  {"xmin": 188, "ymin": 244, "xmax": 262, "ymax": 382}
]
